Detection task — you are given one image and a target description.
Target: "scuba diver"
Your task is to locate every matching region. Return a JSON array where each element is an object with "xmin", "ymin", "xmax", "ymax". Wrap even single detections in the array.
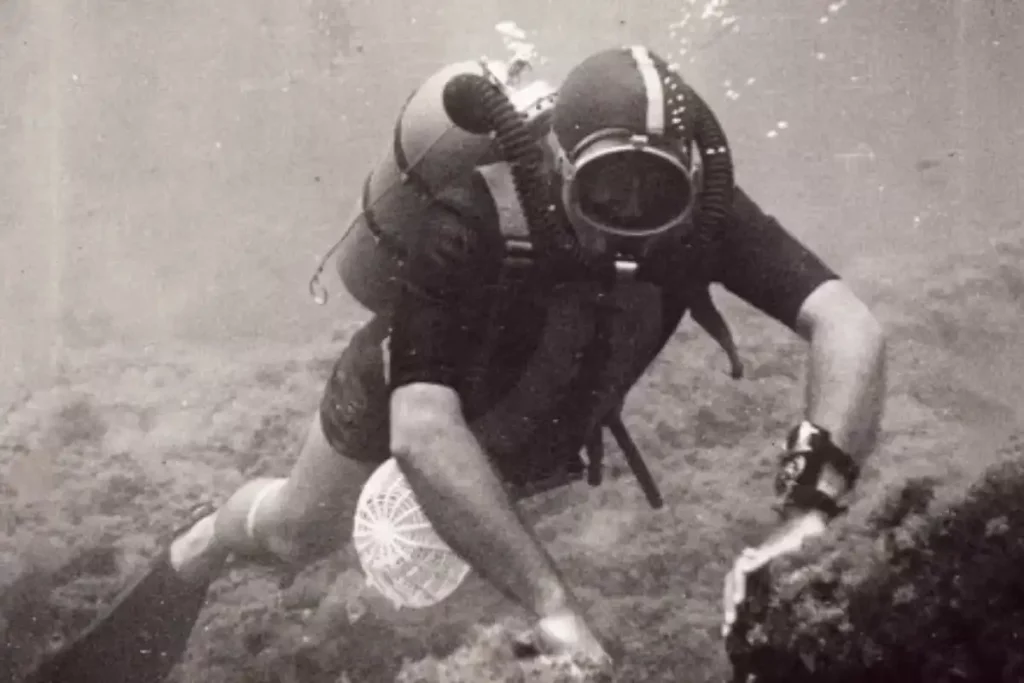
[{"xmin": 25, "ymin": 45, "xmax": 886, "ymax": 681}]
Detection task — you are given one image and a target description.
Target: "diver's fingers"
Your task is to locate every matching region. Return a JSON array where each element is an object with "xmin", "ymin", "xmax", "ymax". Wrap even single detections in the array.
[
  {"xmin": 515, "ymin": 611, "xmax": 613, "ymax": 668},
  {"xmin": 736, "ymin": 546, "xmax": 773, "ymax": 575},
  {"xmin": 722, "ymin": 547, "xmax": 774, "ymax": 637},
  {"xmin": 722, "ymin": 566, "xmax": 742, "ymax": 637}
]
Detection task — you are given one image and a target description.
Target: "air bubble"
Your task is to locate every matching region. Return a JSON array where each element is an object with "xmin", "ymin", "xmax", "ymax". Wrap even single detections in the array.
[
  {"xmin": 495, "ymin": 21, "xmax": 526, "ymax": 40},
  {"xmin": 495, "ymin": 20, "xmax": 541, "ymax": 68}
]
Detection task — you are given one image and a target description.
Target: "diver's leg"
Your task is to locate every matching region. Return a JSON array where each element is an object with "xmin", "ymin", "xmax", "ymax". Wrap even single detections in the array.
[
  {"xmin": 177, "ymin": 318, "xmax": 390, "ymax": 579},
  {"xmin": 170, "ymin": 408, "xmax": 378, "ymax": 581},
  {"xmin": 176, "ymin": 323, "xmax": 389, "ymax": 578},
  {"xmin": 28, "ymin": 324, "xmax": 390, "ymax": 683}
]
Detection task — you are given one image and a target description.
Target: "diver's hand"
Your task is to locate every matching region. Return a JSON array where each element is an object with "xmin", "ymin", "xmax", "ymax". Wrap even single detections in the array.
[
  {"xmin": 514, "ymin": 609, "xmax": 613, "ymax": 669},
  {"xmin": 721, "ymin": 510, "xmax": 829, "ymax": 638}
]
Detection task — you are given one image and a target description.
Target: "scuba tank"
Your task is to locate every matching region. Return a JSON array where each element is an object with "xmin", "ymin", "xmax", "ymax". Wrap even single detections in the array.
[{"xmin": 308, "ymin": 58, "xmax": 558, "ymax": 314}]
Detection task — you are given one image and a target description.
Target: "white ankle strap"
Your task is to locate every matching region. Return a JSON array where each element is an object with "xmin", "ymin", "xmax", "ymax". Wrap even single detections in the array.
[{"xmin": 245, "ymin": 478, "xmax": 287, "ymax": 542}]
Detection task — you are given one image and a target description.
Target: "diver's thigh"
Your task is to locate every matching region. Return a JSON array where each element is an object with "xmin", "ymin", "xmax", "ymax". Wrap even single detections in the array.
[
  {"xmin": 277, "ymin": 325, "xmax": 392, "ymax": 526},
  {"xmin": 274, "ymin": 409, "xmax": 378, "ymax": 527}
]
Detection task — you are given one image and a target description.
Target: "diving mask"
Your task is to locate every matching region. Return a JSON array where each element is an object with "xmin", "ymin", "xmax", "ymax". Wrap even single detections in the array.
[{"xmin": 559, "ymin": 127, "xmax": 698, "ymax": 239}]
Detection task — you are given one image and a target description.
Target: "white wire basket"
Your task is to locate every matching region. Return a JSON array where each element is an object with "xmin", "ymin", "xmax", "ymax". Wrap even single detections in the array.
[{"xmin": 352, "ymin": 457, "xmax": 471, "ymax": 609}]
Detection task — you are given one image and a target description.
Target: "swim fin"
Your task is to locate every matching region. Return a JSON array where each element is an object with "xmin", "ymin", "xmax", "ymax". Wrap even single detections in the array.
[{"xmin": 24, "ymin": 507, "xmax": 216, "ymax": 683}]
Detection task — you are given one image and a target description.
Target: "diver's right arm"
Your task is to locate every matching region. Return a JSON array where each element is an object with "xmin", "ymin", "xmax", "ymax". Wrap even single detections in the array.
[
  {"xmin": 384, "ymin": 207, "xmax": 607, "ymax": 662},
  {"xmin": 390, "ymin": 381, "xmax": 576, "ymax": 620}
]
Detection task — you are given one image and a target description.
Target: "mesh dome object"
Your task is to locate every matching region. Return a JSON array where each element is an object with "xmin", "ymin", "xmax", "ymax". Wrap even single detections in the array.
[{"xmin": 353, "ymin": 457, "xmax": 472, "ymax": 609}]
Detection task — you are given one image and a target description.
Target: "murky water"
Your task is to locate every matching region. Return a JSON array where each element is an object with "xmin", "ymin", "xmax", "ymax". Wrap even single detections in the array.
[{"xmin": 1, "ymin": 0, "xmax": 1020, "ymax": 405}]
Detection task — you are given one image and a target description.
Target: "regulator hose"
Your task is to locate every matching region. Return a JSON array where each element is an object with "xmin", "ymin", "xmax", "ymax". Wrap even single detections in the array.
[
  {"xmin": 670, "ymin": 73, "xmax": 735, "ymax": 228},
  {"xmin": 442, "ymin": 69, "xmax": 734, "ymax": 256},
  {"xmin": 443, "ymin": 73, "xmax": 583, "ymax": 267}
]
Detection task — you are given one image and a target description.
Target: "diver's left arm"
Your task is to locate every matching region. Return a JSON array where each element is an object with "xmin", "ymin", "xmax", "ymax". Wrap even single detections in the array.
[
  {"xmin": 792, "ymin": 278, "xmax": 887, "ymax": 503},
  {"xmin": 715, "ymin": 186, "xmax": 888, "ymax": 518},
  {"xmin": 716, "ymin": 187, "xmax": 888, "ymax": 635},
  {"xmin": 721, "ymin": 280, "xmax": 886, "ymax": 635}
]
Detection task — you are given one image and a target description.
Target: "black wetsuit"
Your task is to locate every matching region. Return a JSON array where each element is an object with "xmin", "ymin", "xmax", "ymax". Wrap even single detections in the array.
[{"xmin": 320, "ymin": 172, "xmax": 838, "ymax": 488}]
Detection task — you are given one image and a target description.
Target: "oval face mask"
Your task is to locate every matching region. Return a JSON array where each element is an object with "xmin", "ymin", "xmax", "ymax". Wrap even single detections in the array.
[{"xmin": 561, "ymin": 130, "xmax": 697, "ymax": 239}]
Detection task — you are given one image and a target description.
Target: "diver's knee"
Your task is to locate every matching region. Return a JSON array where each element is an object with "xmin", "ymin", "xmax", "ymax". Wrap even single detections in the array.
[
  {"xmin": 215, "ymin": 477, "xmax": 336, "ymax": 565},
  {"xmin": 263, "ymin": 509, "xmax": 344, "ymax": 565},
  {"xmin": 253, "ymin": 478, "xmax": 348, "ymax": 565}
]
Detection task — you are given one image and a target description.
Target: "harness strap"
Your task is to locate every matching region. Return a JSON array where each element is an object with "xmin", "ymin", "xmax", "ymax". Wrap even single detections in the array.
[{"xmin": 358, "ymin": 91, "xmax": 481, "ymax": 263}]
